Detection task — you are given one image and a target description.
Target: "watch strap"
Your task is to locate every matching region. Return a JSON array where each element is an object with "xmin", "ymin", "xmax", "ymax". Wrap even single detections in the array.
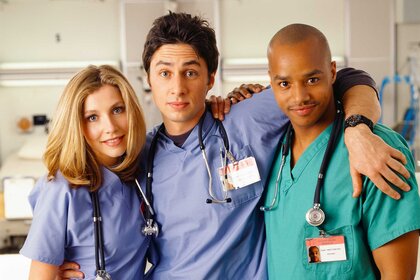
[{"xmin": 344, "ymin": 114, "xmax": 374, "ymax": 131}]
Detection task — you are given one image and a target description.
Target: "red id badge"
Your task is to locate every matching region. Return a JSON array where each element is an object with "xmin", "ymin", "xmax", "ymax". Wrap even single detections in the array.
[{"xmin": 305, "ymin": 235, "xmax": 346, "ymax": 263}]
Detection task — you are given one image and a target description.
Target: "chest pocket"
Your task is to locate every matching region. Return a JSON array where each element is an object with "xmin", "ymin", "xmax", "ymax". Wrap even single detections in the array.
[
  {"xmin": 301, "ymin": 224, "xmax": 354, "ymax": 275},
  {"xmin": 211, "ymin": 145, "xmax": 264, "ymax": 208}
]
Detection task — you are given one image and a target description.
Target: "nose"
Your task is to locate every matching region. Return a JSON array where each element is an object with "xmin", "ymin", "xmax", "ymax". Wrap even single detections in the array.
[
  {"xmin": 291, "ymin": 83, "xmax": 310, "ymax": 104},
  {"xmin": 103, "ymin": 115, "xmax": 117, "ymax": 134},
  {"xmin": 171, "ymin": 74, "xmax": 186, "ymax": 96}
]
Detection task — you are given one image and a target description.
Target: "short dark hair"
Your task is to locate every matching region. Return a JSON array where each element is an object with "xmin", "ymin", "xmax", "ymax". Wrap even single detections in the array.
[{"xmin": 142, "ymin": 12, "xmax": 219, "ymax": 77}]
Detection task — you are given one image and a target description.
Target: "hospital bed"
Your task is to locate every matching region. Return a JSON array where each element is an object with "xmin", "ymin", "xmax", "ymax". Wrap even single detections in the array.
[{"xmin": 0, "ymin": 136, "xmax": 47, "ymax": 252}]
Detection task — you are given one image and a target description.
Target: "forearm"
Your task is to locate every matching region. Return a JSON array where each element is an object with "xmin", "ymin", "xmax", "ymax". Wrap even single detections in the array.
[
  {"xmin": 342, "ymin": 85, "xmax": 381, "ymax": 123},
  {"xmin": 29, "ymin": 260, "xmax": 59, "ymax": 280}
]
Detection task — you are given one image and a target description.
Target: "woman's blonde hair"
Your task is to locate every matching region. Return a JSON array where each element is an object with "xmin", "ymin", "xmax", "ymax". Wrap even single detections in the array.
[{"xmin": 44, "ymin": 65, "xmax": 146, "ymax": 190}]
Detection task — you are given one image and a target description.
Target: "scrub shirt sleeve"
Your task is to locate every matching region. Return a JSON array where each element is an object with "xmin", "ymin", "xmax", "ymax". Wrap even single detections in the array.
[
  {"xmin": 361, "ymin": 129, "xmax": 420, "ymax": 250},
  {"xmin": 333, "ymin": 68, "xmax": 378, "ymax": 100},
  {"xmin": 20, "ymin": 175, "xmax": 70, "ymax": 265}
]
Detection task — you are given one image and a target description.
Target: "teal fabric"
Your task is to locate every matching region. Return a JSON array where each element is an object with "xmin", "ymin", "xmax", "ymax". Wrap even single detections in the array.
[{"xmin": 264, "ymin": 123, "xmax": 420, "ymax": 280}]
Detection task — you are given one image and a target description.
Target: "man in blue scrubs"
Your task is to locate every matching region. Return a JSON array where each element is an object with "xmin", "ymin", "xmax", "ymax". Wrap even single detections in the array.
[
  {"xmin": 58, "ymin": 12, "xmax": 413, "ymax": 279},
  {"xmin": 264, "ymin": 23, "xmax": 420, "ymax": 279}
]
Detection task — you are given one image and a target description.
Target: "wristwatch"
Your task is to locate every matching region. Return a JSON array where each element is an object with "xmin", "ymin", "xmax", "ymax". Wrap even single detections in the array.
[{"xmin": 344, "ymin": 114, "xmax": 374, "ymax": 131}]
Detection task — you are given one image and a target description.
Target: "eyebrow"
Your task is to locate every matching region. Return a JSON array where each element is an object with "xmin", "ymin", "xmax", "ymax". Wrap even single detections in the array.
[
  {"xmin": 154, "ymin": 59, "xmax": 201, "ymax": 68},
  {"xmin": 84, "ymin": 101, "xmax": 124, "ymax": 115},
  {"xmin": 273, "ymin": 69, "xmax": 324, "ymax": 81}
]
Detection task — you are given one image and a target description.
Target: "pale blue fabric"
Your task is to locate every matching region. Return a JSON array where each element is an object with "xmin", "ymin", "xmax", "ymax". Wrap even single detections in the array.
[
  {"xmin": 140, "ymin": 88, "xmax": 288, "ymax": 279},
  {"xmin": 20, "ymin": 167, "xmax": 149, "ymax": 280},
  {"xmin": 264, "ymin": 123, "xmax": 420, "ymax": 279}
]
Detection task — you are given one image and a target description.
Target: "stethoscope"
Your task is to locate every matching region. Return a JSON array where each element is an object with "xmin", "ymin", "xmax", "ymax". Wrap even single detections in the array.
[
  {"xmin": 90, "ymin": 176, "xmax": 157, "ymax": 279},
  {"xmin": 90, "ymin": 191, "xmax": 112, "ymax": 280},
  {"xmin": 142, "ymin": 110, "xmax": 234, "ymax": 223},
  {"xmin": 260, "ymin": 100, "xmax": 344, "ymax": 228}
]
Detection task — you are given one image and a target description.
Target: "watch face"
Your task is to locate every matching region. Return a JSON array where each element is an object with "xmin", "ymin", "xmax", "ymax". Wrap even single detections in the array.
[
  {"xmin": 345, "ymin": 114, "xmax": 373, "ymax": 131},
  {"xmin": 350, "ymin": 115, "xmax": 361, "ymax": 125}
]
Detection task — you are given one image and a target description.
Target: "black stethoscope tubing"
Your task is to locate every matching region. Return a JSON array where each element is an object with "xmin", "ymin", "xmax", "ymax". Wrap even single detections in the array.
[
  {"xmin": 313, "ymin": 100, "xmax": 344, "ymax": 206},
  {"xmin": 91, "ymin": 191, "xmax": 111, "ymax": 279},
  {"xmin": 145, "ymin": 109, "xmax": 232, "ymax": 219},
  {"xmin": 198, "ymin": 111, "xmax": 229, "ymax": 153},
  {"xmin": 144, "ymin": 125, "xmax": 164, "ymax": 221},
  {"xmin": 261, "ymin": 99, "xmax": 344, "ymax": 228}
]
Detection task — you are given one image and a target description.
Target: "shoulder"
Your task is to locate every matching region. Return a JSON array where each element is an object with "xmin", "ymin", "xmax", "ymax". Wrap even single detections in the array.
[
  {"xmin": 373, "ymin": 124, "xmax": 410, "ymax": 152},
  {"xmin": 29, "ymin": 171, "xmax": 76, "ymax": 211},
  {"xmin": 223, "ymin": 87, "xmax": 287, "ymax": 129}
]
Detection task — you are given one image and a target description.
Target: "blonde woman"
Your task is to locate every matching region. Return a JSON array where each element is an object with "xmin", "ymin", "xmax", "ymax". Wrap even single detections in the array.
[{"xmin": 20, "ymin": 65, "xmax": 149, "ymax": 280}]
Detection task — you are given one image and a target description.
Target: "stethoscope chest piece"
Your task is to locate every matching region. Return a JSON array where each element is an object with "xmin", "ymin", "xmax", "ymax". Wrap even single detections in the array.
[
  {"xmin": 142, "ymin": 218, "xmax": 159, "ymax": 237},
  {"xmin": 305, "ymin": 205, "xmax": 325, "ymax": 227},
  {"xmin": 95, "ymin": 270, "xmax": 112, "ymax": 280}
]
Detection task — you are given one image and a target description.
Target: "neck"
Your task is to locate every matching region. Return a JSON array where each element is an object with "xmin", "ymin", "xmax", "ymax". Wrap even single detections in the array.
[
  {"xmin": 163, "ymin": 107, "xmax": 206, "ymax": 136},
  {"xmin": 291, "ymin": 107, "xmax": 336, "ymax": 167}
]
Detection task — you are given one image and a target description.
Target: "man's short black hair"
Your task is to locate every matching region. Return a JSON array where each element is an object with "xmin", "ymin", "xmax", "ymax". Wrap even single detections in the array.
[{"xmin": 142, "ymin": 11, "xmax": 219, "ymax": 78}]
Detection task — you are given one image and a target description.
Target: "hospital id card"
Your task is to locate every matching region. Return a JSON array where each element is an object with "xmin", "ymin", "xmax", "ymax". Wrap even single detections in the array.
[
  {"xmin": 218, "ymin": 156, "xmax": 261, "ymax": 190},
  {"xmin": 305, "ymin": 235, "xmax": 347, "ymax": 263}
]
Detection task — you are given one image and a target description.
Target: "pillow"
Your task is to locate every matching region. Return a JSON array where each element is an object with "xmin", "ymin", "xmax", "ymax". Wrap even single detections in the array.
[{"xmin": 17, "ymin": 135, "xmax": 48, "ymax": 160}]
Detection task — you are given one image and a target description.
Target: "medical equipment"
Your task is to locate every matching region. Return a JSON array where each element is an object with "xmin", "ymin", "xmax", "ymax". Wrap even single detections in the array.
[
  {"xmin": 198, "ymin": 113, "xmax": 234, "ymax": 204},
  {"xmin": 90, "ymin": 176, "xmax": 155, "ymax": 279},
  {"xmin": 260, "ymin": 100, "xmax": 344, "ymax": 228},
  {"xmin": 379, "ymin": 74, "xmax": 418, "ymax": 153},
  {"xmin": 144, "ymin": 111, "xmax": 234, "ymax": 218},
  {"xmin": 134, "ymin": 179, "xmax": 159, "ymax": 237},
  {"xmin": 90, "ymin": 191, "xmax": 112, "ymax": 280}
]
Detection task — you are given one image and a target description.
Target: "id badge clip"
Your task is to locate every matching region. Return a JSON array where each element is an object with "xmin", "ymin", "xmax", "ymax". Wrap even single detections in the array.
[{"xmin": 305, "ymin": 230, "xmax": 347, "ymax": 264}]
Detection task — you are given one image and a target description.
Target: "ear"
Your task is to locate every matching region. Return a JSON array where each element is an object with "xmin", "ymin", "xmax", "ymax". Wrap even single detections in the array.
[
  {"xmin": 147, "ymin": 74, "xmax": 151, "ymax": 88},
  {"xmin": 268, "ymin": 70, "xmax": 274, "ymax": 89},
  {"xmin": 207, "ymin": 72, "xmax": 216, "ymax": 90},
  {"xmin": 330, "ymin": 61, "xmax": 337, "ymax": 83}
]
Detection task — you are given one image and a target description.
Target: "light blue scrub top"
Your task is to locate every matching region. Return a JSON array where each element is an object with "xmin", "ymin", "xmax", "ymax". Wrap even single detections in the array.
[
  {"xmin": 139, "ymin": 88, "xmax": 288, "ymax": 279},
  {"xmin": 20, "ymin": 167, "xmax": 149, "ymax": 280},
  {"xmin": 264, "ymin": 123, "xmax": 420, "ymax": 279}
]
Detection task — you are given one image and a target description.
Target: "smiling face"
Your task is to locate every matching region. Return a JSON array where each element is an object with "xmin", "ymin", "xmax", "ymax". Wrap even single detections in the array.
[
  {"xmin": 82, "ymin": 84, "xmax": 128, "ymax": 166},
  {"xmin": 148, "ymin": 43, "xmax": 215, "ymax": 135},
  {"xmin": 268, "ymin": 36, "xmax": 336, "ymax": 136}
]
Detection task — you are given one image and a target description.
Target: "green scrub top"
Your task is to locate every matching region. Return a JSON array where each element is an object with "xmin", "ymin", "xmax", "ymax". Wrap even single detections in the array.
[{"xmin": 264, "ymin": 123, "xmax": 420, "ymax": 280}]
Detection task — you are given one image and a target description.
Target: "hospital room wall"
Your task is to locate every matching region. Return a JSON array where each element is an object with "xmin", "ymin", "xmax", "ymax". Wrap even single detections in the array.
[
  {"xmin": 0, "ymin": 87, "xmax": 63, "ymax": 164},
  {"xmin": 0, "ymin": 0, "xmax": 419, "ymax": 164},
  {"xmin": 0, "ymin": 0, "xmax": 120, "ymax": 164}
]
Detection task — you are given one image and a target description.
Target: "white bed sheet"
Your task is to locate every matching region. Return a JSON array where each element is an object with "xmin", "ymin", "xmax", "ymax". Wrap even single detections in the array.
[
  {"xmin": 0, "ymin": 153, "xmax": 46, "ymax": 219},
  {"xmin": 0, "ymin": 153, "xmax": 46, "ymax": 181}
]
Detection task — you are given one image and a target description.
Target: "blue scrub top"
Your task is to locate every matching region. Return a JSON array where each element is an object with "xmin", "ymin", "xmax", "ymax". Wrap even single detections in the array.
[
  {"xmin": 20, "ymin": 167, "xmax": 149, "ymax": 280},
  {"xmin": 140, "ymin": 88, "xmax": 289, "ymax": 279}
]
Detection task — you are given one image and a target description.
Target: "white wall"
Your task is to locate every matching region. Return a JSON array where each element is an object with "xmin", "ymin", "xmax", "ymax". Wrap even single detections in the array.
[
  {"xmin": 0, "ymin": 0, "xmax": 120, "ymax": 163},
  {"xmin": 219, "ymin": 0, "xmax": 345, "ymax": 94},
  {"xmin": 0, "ymin": 86, "xmax": 62, "ymax": 163},
  {"xmin": 0, "ymin": 0, "xmax": 120, "ymax": 62}
]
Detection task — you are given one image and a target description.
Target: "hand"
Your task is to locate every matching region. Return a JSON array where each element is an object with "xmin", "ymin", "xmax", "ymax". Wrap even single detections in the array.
[
  {"xmin": 55, "ymin": 261, "xmax": 84, "ymax": 280},
  {"xmin": 344, "ymin": 125, "xmax": 411, "ymax": 200},
  {"xmin": 227, "ymin": 84, "xmax": 266, "ymax": 104},
  {"xmin": 207, "ymin": 95, "xmax": 231, "ymax": 121}
]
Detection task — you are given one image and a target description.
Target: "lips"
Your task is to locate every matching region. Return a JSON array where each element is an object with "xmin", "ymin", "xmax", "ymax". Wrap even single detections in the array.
[
  {"xmin": 289, "ymin": 103, "xmax": 317, "ymax": 116},
  {"xmin": 168, "ymin": 101, "xmax": 189, "ymax": 110},
  {"xmin": 102, "ymin": 136, "xmax": 124, "ymax": 147}
]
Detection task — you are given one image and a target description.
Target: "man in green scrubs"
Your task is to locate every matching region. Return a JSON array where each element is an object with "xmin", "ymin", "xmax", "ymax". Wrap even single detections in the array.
[{"xmin": 264, "ymin": 23, "xmax": 420, "ymax": 279}]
